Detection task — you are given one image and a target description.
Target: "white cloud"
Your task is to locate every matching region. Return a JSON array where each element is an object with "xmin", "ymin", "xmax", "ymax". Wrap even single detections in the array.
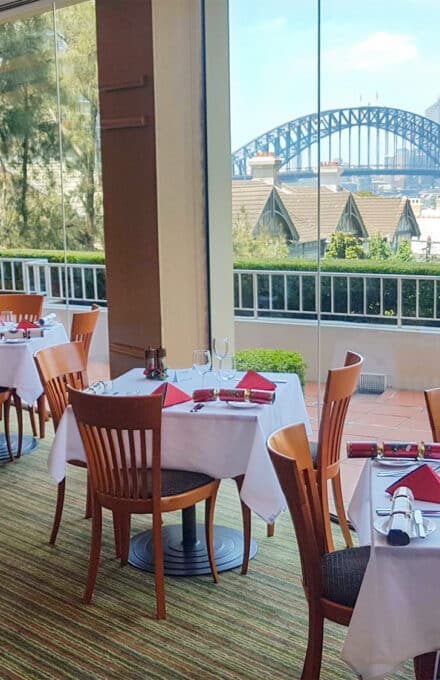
[{"xmin": 324, "ymin": 32, "xmax": 418, "ymax": 72}]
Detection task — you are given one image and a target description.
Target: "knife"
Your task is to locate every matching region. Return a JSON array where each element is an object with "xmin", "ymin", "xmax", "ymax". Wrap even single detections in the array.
[
  {"xmin": 376, "ymin": 508, "xmax": 440, "ymax": 517},
  {"xmin": 414, "ymin": 509, "xmax": 426, "ymax": 538}
]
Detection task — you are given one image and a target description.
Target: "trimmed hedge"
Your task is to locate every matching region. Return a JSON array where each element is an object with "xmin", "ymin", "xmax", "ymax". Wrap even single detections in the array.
[
  {"xmin": 235, "ymin": 348, "xmax": 306, "ymax": 388},
  {"xmin": 0, "ymin": 248, "xmax": 105, "ymax": 265},
  {"xmin": 234, "ymin": 257, "xmax": 440, "ymax": 276}
]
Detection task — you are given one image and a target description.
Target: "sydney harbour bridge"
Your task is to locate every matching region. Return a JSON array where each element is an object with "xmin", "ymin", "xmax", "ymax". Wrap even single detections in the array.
[{"xmin": 231, "ymin": 106, "xmax": 440, "ymax": 182}]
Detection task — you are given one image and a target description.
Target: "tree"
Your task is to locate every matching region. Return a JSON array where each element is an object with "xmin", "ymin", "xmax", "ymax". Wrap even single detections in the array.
[
  {"xmin": 368, "ymin": 233, "xmax": 392, "ymax": 260},
  {"xmin": 325, "ymin": 232, "xmax": 366, "ymax": 259},
  {"xmin": 233, "ymin": 208, "xmax": 289, "ymax": 260},
  {"xmin": 394, "ymin": 239, "xmax": 414, "ymax": 262}
]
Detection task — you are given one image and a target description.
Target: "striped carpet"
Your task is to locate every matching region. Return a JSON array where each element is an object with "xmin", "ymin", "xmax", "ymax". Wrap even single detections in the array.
[{"xmin": 0, "ymin": 420, "xmax": 414, "ymax": 680}]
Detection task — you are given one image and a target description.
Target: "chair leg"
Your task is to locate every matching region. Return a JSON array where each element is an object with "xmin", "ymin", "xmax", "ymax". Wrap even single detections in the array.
[
  {"xmin": 85, "ymin": 475, "xmax": 92, "ymax": 519},
  {"xmin": 332, "ymin": 472, "xmax": 353, "ymax": 548},
  {"xmin": 205, "ymin": 483, "xmax": 220, "ymax": 584},
  {"xmin": 28, "ymin": 403, "xmax": 38, "ymax": 437},
  {"xmin": 37, "ymin": 394, "xmax": 46, "ymax": 439},
  {"xmin": 50, "ymin": 478, "xmax": 66, "ymax": 545},
  {"xmin": 11, "ymin": 391, "xmax": 23, "ymax": 459},
  {"xmin": 301, "ymin": 604, "xmax": 324, "ymax": 680},
  {"xmin": 152, "ymin": 509, "xmax": 166, "ymax": 619},
  {"xmin": 119, "ymin": 514, "xmax": 131, "ymax": 566},
  {"xmin": 267, "ymin": 522, "xmax": 275, "ymax": 538},
  {"xmin": 235, "ymin": 475, "xmax": 251, "ymax": 575},
  {"xmin": 84, "ymin": 502, "xmax": 102, "ymax": 604},
  {"xmin": 319, "ymin": 477, "xmax": 335, "ymax": 553},
  {"xmin": 3, "ymin": 396, "xmax": 15, "ymax": 462}
]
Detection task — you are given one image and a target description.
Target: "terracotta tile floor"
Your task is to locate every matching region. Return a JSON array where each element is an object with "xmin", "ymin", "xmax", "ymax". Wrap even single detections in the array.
[
  {"xmin": 87, "ymin": 362, "xmax": 432, "ymax": 512},
  {"xmin": 304, "ymin": 383, "xmax": 432, "ymax": 513}
]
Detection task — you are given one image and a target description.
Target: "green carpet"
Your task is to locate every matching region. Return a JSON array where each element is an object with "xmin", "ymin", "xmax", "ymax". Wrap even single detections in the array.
[{"xmin": 0, "ymin": 421, "xmax": 415, "ymax": 680}]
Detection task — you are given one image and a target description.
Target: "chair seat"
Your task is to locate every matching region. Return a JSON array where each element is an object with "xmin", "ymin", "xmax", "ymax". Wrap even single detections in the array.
[
  {"xmin": 321, "ymin": 545, "xmax": 370, "ymax": 607},
  {"xmin": 130, "ymin": 468, "xmax": 215, "ymax": 497}
]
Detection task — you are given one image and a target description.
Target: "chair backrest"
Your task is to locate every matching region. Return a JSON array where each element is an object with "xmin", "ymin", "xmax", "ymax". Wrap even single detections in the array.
[
  {"xmin": 268, "ymin": 422, "xmax": 326, "ymax": 603},
  {"xmin": 34, "ymin": 341, "xmax": 88, "ymax": 431},
  {"xmin": 70, "ymin": 304, "xmax": 100, "ymax": 362},
  {"xmin": 316, "ymin": 351, "xmax": 363, "ymax": 471},
  {"xmin": 0, "ymin": 293, "xmax": 44, "ymax": 322},
  {"xmin": 68, "ymin": 389, "xmax": 163, "ymax": 511},
  {"xmin": 424, "ymin": 388, "xmax": 440, "ymax": 441}
]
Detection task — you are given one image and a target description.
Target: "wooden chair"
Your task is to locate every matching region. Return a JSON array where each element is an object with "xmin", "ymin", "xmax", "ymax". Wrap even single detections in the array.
[
  {"xmin": 424, "ymin": 388, "xmax": 440, "ymax": 441},
  {"xmin": 68, "ymin": 388, "xmax": 220, "ymax": 619},
  {"xmin": 267, "ymin": 422, "xmax": 370, "ymax": 680},
  {"xmin": 70, "ymin": 304, "xmax": 100, "ymax": 363},
  {"xmin": 0, "ymin": 388, "xmax": 22, "ymax": 461},
  {"xmin": 0, "ymin": 293, "xmax": 44, "ymax": 322},
  {"xmin": 238, "ymin": 351, "xmax": 363, "ymax": 572},
  {"xmin": 34, "ymin": 341, "xmax": 90, "ymax": 545}
]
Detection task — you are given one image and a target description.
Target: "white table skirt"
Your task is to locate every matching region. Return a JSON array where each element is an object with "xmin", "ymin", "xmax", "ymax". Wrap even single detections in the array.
[
  {"xmin": 48, "ymin": 369, "xmax": 311, "ymax": 524},
  {"xmin": 0, "ymin": 324, "xmax": 69, "ymax": 404},
  {"xmin": 343, "ymin": 460, "xmax": 440, "ymax": 679}
]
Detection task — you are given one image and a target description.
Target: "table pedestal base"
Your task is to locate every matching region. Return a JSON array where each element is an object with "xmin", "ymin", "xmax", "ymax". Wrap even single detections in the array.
[{"xmin": 129, "ymin": 524, "xmax": 257, "ymax": 576}]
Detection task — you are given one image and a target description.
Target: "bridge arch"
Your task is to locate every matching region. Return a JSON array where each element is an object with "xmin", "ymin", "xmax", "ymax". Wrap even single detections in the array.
[{"xmin": 231, "ymin": 106, "xmax": 440, "ymax": 177}]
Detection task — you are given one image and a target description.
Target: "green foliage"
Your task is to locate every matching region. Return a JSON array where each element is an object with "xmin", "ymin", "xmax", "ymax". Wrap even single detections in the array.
[
  {"xmin": 235, "ymin": 348, "xmax": 306, "ymax": 388},
  {"xmin": 368, "ymin": 233, "xmax": 392, "ymax": 260},
  {"xmin": 325, "ymin": 232, "xmax": 366, "ymax": 259},
  {"xmin": 0, "ymin": 248, "xmax": 104, "ymax": 264},
  {"xmin": 395, "ymin": 239, "xmax": 414, "ymax": 262},
  {"xmin": 234, "ymin": 257, "xmax": 440, "ymax": 276},
  {"xmin": 233, "ymin": 207, "xmax": 289, "ymax": 260}
]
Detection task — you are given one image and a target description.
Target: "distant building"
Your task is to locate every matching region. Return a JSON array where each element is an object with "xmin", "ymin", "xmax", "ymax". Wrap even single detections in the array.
[
  {"xmin": 425, "ymin": 98, "xmax": 440, "ymax": 123},
  {"xmin": 354, "ymin": 195, "xmax": 420, "ymax": 250}
]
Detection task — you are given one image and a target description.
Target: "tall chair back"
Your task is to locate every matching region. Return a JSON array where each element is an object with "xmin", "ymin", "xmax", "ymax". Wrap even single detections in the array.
[
  {"xmin": 424, "ymin": 388, "xmax": 440, "ymax": 441},
  {"xmin": 315, "ymin": 350, "xmax": 363, "ymax": 550},
  {"xmin": 34, "ymin": 341, "xmax": 88, "ymax": 430},
  {"xmin": 70, "ymin": 304, "xmax": 99, "ymax": 362},
  {"xmin": 0, "ymin": 293, "xmax": 44, "ymax": 322}
]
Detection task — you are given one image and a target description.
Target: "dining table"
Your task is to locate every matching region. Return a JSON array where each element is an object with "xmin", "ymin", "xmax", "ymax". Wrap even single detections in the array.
[
  {"xmin": 0, "ymin": 323, "xmax": 69, "ymax": 406},
  {"xmin": 48, "ymin": 367, "xmax": 311, "ymax": 576},
  {"xmin": 342, "ymin": 457, "xmax": 440, "ymax": 680}
]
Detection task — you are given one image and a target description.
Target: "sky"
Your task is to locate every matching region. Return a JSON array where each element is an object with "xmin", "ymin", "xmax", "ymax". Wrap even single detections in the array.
[{"xmin": 229, "ymin": 0, "xmax": 440, "ymax": 151}]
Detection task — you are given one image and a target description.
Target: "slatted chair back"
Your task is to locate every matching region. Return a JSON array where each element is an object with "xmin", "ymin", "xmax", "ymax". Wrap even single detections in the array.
[
  {"xmin": 268, "ymin": 422, "xmax": 326, "ymax": 602},
  {"xmin": 424, "ymin": 388, "xmax": 440, "ymax": 442},
  {"xmin": 34, "ymin": 341, "xmax": 88, "ymax": 431},
  {"xmin": 68, "ymin": 389, "xmax": 163, "ymax": 513},
  {"xmin": 0, "ymin": 293, "xmax": 44, "ymax": 322},
  {"xmin": 70, "ymin": 304, "xmax": 99, "ymax": 363}
]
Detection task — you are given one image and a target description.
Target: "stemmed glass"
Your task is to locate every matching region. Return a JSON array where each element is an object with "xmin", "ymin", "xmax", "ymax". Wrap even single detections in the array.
[
  {"xmin": 220, "ymin": 354, "xmax": 236, "ymax": 383},
  {"xmin": 192, "ymin": 349, "xmax": 212, "ymax": 388},
  {"xmin": 212, "ymin": 337, "xmax": 229, "ymax": 383}
]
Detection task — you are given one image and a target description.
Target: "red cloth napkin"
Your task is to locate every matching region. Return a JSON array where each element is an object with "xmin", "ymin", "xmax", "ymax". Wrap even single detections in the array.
[
  {"xmin": 152, "ymin": 382, "xmax": 192, "ymax": 408},
  {"xmin": 16, "ymin": 320, "xmax": 39, "ymax": 330},
  {"xmin": 236, "ymin": 370, "xmax": 276, "ymax": 391},
  {"xmin": 386, "ymin": 464, "xmax": 440, "ymax": 503}
]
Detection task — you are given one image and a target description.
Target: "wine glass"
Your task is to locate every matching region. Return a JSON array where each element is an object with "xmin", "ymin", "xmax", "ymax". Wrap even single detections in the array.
[
  {"xmin": 192, "ymin": 349, "xmax": 212, "ymax": 388},
  {"xmin": 220, "ymin": 354, "xmax": 236, "ymax": 383},
  {"xmin": 212, "ymin": 337, "xmax": 229, "ymax": 382}
]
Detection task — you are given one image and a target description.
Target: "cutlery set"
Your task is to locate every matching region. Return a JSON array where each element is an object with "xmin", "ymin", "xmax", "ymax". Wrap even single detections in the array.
[{"xmin": 377, "ymin": 464, "xmax": 440, "ymax": 477}]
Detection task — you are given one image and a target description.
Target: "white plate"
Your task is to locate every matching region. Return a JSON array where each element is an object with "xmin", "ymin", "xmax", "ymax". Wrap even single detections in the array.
[
  {"xmin": 376, "ymin": 458, "xmax": 418, "ymax": 467},
  {"xmin": 225, "ymin": 401, "xmax": 258, "ymax": 409},
  {"xmin": 374, "ymin": 517, "xmax": 435, "ymax": 539}
]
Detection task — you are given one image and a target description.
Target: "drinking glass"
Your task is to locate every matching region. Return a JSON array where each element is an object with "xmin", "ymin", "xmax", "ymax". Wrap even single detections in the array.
[
  {"xmin": 192, "ymin": 349, "xmax": 212, "ymax": 388},
  {"xmin": 212, "ymin": 336, "xmax": 229, "ymax": 381},
  {"xmin": 220, "ymin": 354, "xmax": 236, "ymax": 383}
]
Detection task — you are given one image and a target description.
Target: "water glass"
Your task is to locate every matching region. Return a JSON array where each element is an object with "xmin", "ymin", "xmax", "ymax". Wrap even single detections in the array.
[
  {"xmin": 220, "ymin": 355, "xmax": 236, "ymax": 383},
  {"xmin": 192, "ymin": 349, "xmax": 212, "ymax": 388}
]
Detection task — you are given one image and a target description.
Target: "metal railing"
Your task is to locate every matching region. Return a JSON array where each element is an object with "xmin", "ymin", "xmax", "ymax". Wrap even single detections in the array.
[
  {"xmin": 234, "ymin": 269, "xmax": 440, "ymax": 327},
  {"xmin": 0, "ymin": 258, "xmax": 106, "ymax": 304}
]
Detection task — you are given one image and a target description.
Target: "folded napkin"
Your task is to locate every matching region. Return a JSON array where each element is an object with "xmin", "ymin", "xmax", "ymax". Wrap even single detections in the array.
[
  {"xmin": 236, "ymin": 370, "xmax": 276, "ymax": 391},
  {"xmin": 152, "ymin": 382, "xmax": 191, "ymax": 408},
  {"xmin": 386, "ymin": 464, "xmax": 440, "ymax": 503},
  {"xmin": 17, "ymin": 320, "xmax": 39, "ymax": 330}
]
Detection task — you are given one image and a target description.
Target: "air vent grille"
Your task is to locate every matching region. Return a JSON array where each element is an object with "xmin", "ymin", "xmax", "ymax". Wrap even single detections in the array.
[{"xmin": 358, "ymin": 373, "xmax": 387, "ymax": 394}]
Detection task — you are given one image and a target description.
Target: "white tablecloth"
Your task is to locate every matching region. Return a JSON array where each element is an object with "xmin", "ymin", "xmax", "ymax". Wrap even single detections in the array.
[
  {"xmin": 343, "ymin": 459, "xmax": 440, "ymax": 679},
  {"xmin": 48, "ymin": 369, "xmax": 311, "ymax": 524},
  {"xmin": 0, "ymin": 324, "xmax": 69, "ymax": 404}
]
